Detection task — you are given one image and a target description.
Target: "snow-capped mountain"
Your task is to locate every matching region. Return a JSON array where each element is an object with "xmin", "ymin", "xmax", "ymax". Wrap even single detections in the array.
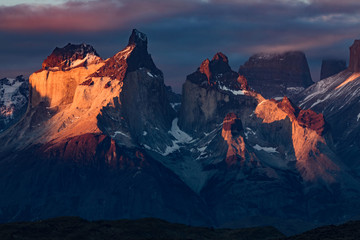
[
  {"xmin": 0, "ymin": 30, "xmax": 360, "ymax": 235},
  {"xmin": 0, "ymin": 75, "xmax": 28, "ymax": 132},
  {"xmin": 295, "ymin": 40, "xmax": 360, "ymax": 171}
]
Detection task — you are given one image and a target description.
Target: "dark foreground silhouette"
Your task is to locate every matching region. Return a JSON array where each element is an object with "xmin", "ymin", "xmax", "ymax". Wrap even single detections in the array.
[{"xmin": 0, "ymin": 216, "xmax": 284, "ymax": 240}]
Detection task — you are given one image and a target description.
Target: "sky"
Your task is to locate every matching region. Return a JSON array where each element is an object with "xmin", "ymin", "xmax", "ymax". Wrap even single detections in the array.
[{"xmin": 0, "ymin": 0, "xmax": 359, "ymax": 92}]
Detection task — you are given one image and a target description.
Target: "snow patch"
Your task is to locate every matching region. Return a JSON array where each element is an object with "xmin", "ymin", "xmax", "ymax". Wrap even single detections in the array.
[
  {"xmin": 219, "ymin": 85, "xmax": 245, "ymax": 95},
  {"xmin": 287, "ymin": 87, "xmax": 304, "ymax": 94},
  {"xmin": 357, "ymin": 113, "xmax": 360, "ymax": 122},
  {"xmin": 244, "ymin": 127, "xmax": 256, "ymax": 139},
  {"xmin": 253, "ymin": 144, "xmax": 278, "ymax": 153},
  {"xmin": 70, "ymin": 53, "xmax": 99, "ymax": 68},
  {"xmin": 273, "ymin": 97, "xmax": 283, "ymax": 101},
  {"xmin": 170, "ymin": 103, "xmax": 181, "ymax": 110},
  {"xmin": 143, "ymin": 131, "xmax": 147, "ymax": 136},
  {"xmin": 197, "ymin": 146, "xmax": 207, "ymax": 152},
  {"xmin": 162, "ymin": 118, "xmax": 193, "ymax": 156},
  {"xmin": 111, "ymin": 131, "xmax": 130, "ymax": 138}
]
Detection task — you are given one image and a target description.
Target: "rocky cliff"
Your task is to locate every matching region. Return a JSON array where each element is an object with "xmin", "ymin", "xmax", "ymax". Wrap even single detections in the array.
[{"xmin": 238, "ymin": 51, "xmax": 313, "ymax": 98}]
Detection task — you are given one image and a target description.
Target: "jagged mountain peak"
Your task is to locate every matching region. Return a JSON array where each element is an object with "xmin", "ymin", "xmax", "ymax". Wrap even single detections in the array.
[
  {"xmin": 212, "ymin": 52, "xmax": 229, "ymax": 63},
  {"xmin": 41, "ymin": 43, "xmax": 101, "ymax": 71},
  {"xmin": 349, "ymin": 39, "xmax": 360, "ymax": 72},
  {"xmin": 128, "ymin": 29, "xmax": 148, "ymax": 48},
  {"xmin": 91, "ymin": 29, "xmax": 161, "ymax": 81},
  {"xmin": 189, "ymin": 52, "xmax": 242, "ymax": 91}
]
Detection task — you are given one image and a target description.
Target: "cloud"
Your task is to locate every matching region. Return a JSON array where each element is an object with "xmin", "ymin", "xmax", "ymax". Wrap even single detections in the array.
[
  {"xmin": 0, "ymin": 0, "xmax": 197, "ymax": 32},
  {"xmin": 1, "ymin": 0, "xmax": 360, "ymax": 88}
]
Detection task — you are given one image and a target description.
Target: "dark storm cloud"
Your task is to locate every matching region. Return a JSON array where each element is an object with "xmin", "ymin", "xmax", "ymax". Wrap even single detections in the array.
[{"xmin": 0, "ymin": 0, "xmax": 359, "ymax": 91}]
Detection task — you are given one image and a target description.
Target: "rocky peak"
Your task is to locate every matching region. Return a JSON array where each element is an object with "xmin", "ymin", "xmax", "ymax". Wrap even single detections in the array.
[
  {"xmin": 348, "ymin": 40, "xmax": 360, "ymax": 72},
  {"xmin": 42, "ymin": 43, "xmax": 100, "ymax": 71},
  {"xmin": 91, "ymin": 29, "xmax": 161, "ymax": 81},
  {"xmin": 320, "ymin": 59, "xmax": 347, "ymax": 80},
  {"xmin": 128, "ymin": 29, "xmax": 148, "ymax": 48},
  {"xmin": 199, "ymin": 59, "xmax": 211, "ymax": 81},
  {"xmin": 239, "ymin": 51, "xmax": 313, "ymax": 98},
  {"xmin": 212, "ymin": 52, "xmax": 228, "ymax": 63},
  {"xmin": 188, "ymin": 52, "xmax": 240, "ymax": 89}
]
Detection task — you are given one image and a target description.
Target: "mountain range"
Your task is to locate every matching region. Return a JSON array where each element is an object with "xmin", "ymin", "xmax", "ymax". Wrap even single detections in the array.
[{"xmin": 0, "ymin": 29, "xmax": 359, "ymax": 235}]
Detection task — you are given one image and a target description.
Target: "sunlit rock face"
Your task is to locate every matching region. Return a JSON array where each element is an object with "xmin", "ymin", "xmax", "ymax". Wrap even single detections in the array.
[
  {"xmin": 0, "ymin": 75, "xmax": 28, "ymax": 132},
  {"xmin": 7, "ymin": 29, "xmax": 174, "ymax": 152},
  {"xmin": 295, "ymin": 39, "xmax": 360, "ymax": 170},
  {"xmin": 239, "ymin": 51, "xmax": 313, "ymax": 98},
  {"xmin": 320, "ymin": 59, "xmax": 347, "ymax": 80}
]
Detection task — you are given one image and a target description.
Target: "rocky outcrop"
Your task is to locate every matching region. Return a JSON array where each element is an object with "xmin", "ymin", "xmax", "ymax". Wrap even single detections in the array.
[
  {"xmin": 349, "ymin": 40, "xmax": 360, "ymax": 72},
  {"xmin": 0, "ymin": 75, "xmax": 28, "ymax": 132},
  {"xmin": 41, "ymin": 43, "xmax": 102, "ymax": 71},
  {"xmin": 179, "ymin": 52, "xmax": 256, "ymax": 135},
  {"xmin": 320, "ymin": 59, "xmax": 347, "ymax": 80},
  {"xmin": 239, "ymin": 51, "xmax": 313, "ymax": 98}
]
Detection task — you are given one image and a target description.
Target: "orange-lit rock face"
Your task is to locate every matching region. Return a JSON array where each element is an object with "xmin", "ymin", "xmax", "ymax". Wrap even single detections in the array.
[
  {"xmin": 40, "ymin": 133, "xmax": 149, "ymax": 169},
  {"xmin": 221, "ymin": 113, "xmax": 256, "ymax": 167},
  {"xmin": 199, "ymin": 59, "xmax": 211, "ymax": 83},
  {"xmin": 237, "ymin": 75, "xmax": 249, "ymax": 90},
  {"xmin": 90, "ymin": 45, "xmax": 134, "ymax": 82},
  {"xmin": 28, "ymin": 55, "xmax": 124, "ymax": 144},
  {"xmin": 335, "ymin": 72, "xmax": 360, "ymax": 89},
  {"xmin": 255, "ymin": 96, "xmax": 337, "ymax": 182}
]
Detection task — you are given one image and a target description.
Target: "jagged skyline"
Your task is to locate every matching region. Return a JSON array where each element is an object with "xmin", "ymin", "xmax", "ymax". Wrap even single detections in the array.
[{"xmin": 1, "ymin": 0, "xmax": 360, "ymax": 91}]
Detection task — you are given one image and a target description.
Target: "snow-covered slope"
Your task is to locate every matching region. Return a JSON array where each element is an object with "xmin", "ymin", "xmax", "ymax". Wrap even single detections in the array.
[
  {"xmin": 0, "ymin": 75, "xmax": 28, "ymax": 132},
  {"xmin": 295, "ymin": 40, "xmax": 360, "ymax": 170}
]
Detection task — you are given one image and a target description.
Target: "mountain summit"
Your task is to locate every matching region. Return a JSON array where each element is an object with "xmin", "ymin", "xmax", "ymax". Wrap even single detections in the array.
[
  {"xmin": 91, "ymin": 29, "xmax": 161, "ymax": 81},
  {"xmin": 41, "ymin": 43, "xmax": 101, "ymax": 71}
]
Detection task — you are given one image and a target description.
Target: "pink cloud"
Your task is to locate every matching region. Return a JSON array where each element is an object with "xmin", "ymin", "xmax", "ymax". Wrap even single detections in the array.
[{"xmin": 0, "ymin": 0, "xmax": 196, "ymax": 32}]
